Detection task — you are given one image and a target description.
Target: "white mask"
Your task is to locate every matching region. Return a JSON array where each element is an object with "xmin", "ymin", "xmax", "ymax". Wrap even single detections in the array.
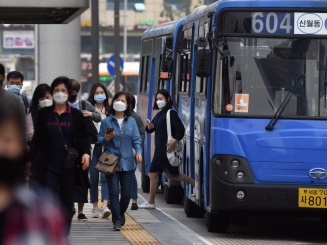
[
  {"xmin": 38, "ymin": 99, "xmax": 53, "ymax": 108},
  {"xmin": 156, "ymin": 100, "xmax": 166, "ymax": 109},
  {"xmin": 113, "ymin": 101, "xmax": 127, "ymax": 112},
  {"xmin": 53, "ymin": 92, "xmax": 68, "ymax": 105}
]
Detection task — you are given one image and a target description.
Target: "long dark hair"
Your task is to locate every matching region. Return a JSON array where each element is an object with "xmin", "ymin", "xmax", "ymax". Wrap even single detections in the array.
[
  {"xmin": 153, "ymin": 89, "xmax": 173, "ymax": 110},
  {"xmin": 87, "ymin": 83, "xmax": 110, "ymax": 116},
  {"xmin": 108, "ymin": 91, "xmax": 131, "ymax": 116},
  {"xmin": 126, "ymin": 92, "xmax": 136, "ymax": 112},
  {"xmin": 30, "ymin": 83, "xmax": 51, "ymax": 111}
]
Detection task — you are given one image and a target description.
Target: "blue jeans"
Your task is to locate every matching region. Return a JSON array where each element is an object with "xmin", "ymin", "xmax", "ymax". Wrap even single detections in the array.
[
  {"xmin": 89, "ymin": 144, "xmax": 109, "ymax": 203},
  {"xmin": 106, "ymin": 169, "xmax": 134, "ymax": 224},
  {"xmin": 131, "ymin": 170, "xmax": 138, "ymax": 200}
]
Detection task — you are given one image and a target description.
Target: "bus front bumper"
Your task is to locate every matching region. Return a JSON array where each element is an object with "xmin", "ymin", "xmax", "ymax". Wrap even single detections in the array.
[{"xmin": 210, "ymin": 176, "xmax": 327, "ymax": 214}]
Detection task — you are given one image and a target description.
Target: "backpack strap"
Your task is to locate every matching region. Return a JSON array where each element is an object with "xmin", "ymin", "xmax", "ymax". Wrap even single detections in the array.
[
  {"xmin": 81, "ymin": 100, "xmax": 86, "ymax": 110},
  {"xmin": 22, "ymin": 94, "xmax": 30, "ymax": 115}
]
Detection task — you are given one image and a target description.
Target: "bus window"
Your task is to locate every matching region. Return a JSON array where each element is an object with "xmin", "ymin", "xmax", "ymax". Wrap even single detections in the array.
[
  {"xmin": 141, "ymin": 55, "xmax": 150, "ymax": 93},
  {"xmin": 158, "ymin": 54, "xmax": 166, "ymax": 90},
  {"xmin": 177, "ymin": 27, "xmax": 193, "ymax": 94},
  {"xmin": 139, "ymin": 56, "xmax": 145, "ymax": 93},
  {"xmin": 195, "ymin": 21, "xmax": 210, "ymax": 95}
]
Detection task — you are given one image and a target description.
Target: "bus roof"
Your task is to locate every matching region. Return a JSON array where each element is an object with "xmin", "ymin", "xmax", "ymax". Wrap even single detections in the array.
[
  {"xmin": 217, "ymin": 0, "xmax": 327, "ymax": 10},
  {"xmin": 142, "ymin": 19, "xmax": 184, "ymax": 40}
]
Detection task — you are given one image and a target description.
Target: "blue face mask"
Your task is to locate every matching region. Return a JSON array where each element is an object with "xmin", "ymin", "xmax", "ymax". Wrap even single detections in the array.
[
  {"xmin": 8, "ymin": 85, "xmax": 21, "ymax": 95},
  {"xmin": 94, "ymin": 94, "xmax": 106, "ymax": 103},
  {"xmin": 68, "ymin": 100, "xmax": 80, "ymax": 109}
]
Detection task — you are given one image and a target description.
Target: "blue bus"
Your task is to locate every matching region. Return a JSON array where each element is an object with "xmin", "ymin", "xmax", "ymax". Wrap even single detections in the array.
[
  {"xmin": 137, "ymin": 19, "xmax": 186, "ymax": 200},
  {"xmin": 138, "ymin": 0, "xmax": 327, "ymax": 232}
]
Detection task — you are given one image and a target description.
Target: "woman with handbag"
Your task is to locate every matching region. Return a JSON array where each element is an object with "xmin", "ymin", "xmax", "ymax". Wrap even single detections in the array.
[
  {"xmin": 139, "ymin": 89, "xmax": 195, "ymax": 209},
  {"xmin": 86, "ymin": 83, "xmax": 111, "ymax": 219},
  {"xmin": 30, "ymin": 76, "xmax": 90, "ymax": 235},
  {"xmin": 98, "ymin": 91, "xmax": 142, "ymax": 231}
]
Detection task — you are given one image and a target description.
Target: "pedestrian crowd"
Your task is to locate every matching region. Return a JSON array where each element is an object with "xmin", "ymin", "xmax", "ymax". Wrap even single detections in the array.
[{"xmin": 0, "ymin": 63, "xmax": 194, "ymax": 244}]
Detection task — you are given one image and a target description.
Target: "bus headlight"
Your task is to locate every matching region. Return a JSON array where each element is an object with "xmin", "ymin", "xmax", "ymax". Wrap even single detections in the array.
[
  {"xmin": 231, "ymin": 159, "xmax": 240, "ymax": 168},
  {"xmin": 236, "ymin": 190, "xmax": 245, "ymax": 199},
  {"xmin": 211, "ymin": 155, "xmax": 254, "ymax": 183},
  {"xmin": 236, "ymin": 171, "xmax": 245, "ymax": 180}
]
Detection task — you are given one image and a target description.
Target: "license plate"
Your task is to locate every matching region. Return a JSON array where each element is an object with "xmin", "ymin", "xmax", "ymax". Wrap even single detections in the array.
[{"xmin": 298, "ymin": 188, "xmax": 327, "ymax": 208}]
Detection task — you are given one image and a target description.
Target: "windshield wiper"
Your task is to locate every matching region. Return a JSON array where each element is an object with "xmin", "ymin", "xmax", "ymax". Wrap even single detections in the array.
[{"xmin": 265, "ymin": 74, "xmax": 305, "ymax": 131}]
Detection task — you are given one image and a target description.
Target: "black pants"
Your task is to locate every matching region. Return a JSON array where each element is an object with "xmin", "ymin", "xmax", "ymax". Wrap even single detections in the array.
[{"xmin": 45, "ymin": 169, "xmax": 76, "ymax": 234}]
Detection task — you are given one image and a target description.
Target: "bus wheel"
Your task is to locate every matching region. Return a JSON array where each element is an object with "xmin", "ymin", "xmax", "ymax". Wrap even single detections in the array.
[
  {"xmin": 184, "ymin": 198, "xmax": 205, "ymax": 218},
  {"xmin": 164, "ymin": 184, "xmax": 184, "ymax": 204},
  {"xmin": 205, "ymin": 211, "xmax": 229, "ymax": 233},
  {"xmin": 141, "ymin": 163, "xmax": 150, "ymax": 193}
]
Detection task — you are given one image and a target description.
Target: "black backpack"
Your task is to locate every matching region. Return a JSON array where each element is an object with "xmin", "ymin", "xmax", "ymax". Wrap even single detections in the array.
[{"xmin": 81, "ymin": 100, "xmax": 99, "ymax": 144}]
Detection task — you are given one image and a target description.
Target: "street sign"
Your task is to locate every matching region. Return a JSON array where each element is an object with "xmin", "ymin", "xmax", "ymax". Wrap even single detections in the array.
[
  {"xmin": 107, "ymin": 80, "xmax": 123, "ymax": 96},
  {"xmin": 107, "ymin": 55, "xmax": 124, "ymax": 76}
]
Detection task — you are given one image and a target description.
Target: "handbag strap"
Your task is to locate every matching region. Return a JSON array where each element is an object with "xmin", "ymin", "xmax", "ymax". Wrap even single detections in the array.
[
  {"xmin": 166, "ymin": 109, "xmax": 173, "ymax": 141},
  {"xmin": 117, "ymin": 119, "xmax": 127, "ymax": 158},
  {"xmin": 55, "ymin": 114, "xmax": 68, "ymax": 150}
]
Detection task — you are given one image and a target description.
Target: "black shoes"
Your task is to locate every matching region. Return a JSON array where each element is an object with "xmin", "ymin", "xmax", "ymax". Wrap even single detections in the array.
[
  {"xmin": 131, "ymin": 203, "xmax": 138, "ymax": 210},
  {"xmin": 113, "ymin": 221, "xmax": 121, "ymax": 231},
  {"xmin": 121, "ymin": 214, "xmax": 125, "ymax": 226},
  {"xmin": 78, "ymin": 213, "xmax": 88, "ymax": 221}
]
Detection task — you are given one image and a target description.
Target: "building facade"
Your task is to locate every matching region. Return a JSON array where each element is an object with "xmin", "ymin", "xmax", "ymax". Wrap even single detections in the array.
[{"xmin": 80, "ymin": 0, "xmax": 214, "ymax": 95}]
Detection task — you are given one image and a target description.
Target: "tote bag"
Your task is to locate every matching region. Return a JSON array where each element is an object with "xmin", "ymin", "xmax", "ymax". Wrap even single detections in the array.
[{"xmin": 166, "ymin": 109, "xmax": 183, "ymax": 167}]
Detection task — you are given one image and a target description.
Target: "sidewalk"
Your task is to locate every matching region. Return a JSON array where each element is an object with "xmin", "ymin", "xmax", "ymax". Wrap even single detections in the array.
[
  {"xmin": 69, "ymin": 169, "xmax": 207, "ymax": 245},
  {"xmin": 70, "ymin": 203, "xmax": 130, "ymax": 245}
]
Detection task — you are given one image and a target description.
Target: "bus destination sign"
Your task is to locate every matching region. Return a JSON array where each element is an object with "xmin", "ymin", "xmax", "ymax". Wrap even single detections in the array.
[{"xmin": 219, "ymin": 12, "xmax": 327, "ymax": 35}]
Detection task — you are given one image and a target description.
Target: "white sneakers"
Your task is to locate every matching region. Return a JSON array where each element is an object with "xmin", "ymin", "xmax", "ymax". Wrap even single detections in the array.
[
  {"xmin": 91, "ymin": 207, "xmax": 111, "ymax": 218},
  {"xmin": 102, "ymin": 206, "xmax": 111, "ymax": 218},
  {"xmin": 138, "ymin": 201, "xmax": 156, "ymax": 209},
  {"xmin": 91, "ymin": 208, "xmax": 101, "ymax": 218}
]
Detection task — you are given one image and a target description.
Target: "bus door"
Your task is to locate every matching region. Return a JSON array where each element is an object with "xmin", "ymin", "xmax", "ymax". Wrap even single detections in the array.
[
  {"xmin": 192, "ymin": 19, "xmax": 212, "ymax": 205},
  {"xmin": 175, "ymin": 24, "xmax": 193, "ymax": 197},
  {"xmin": 139, "ymin": 38, "xmax": 153, "ymax": 192}
]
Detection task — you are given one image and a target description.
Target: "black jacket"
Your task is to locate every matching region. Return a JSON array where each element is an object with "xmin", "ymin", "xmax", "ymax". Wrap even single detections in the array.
[{"xmin": 30, "ymin": 105, "xmax": 90, "ymax": 187}]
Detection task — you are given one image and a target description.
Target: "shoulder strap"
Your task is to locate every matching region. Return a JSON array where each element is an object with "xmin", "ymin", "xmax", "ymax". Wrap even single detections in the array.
[
  {"xmin": 55, "ymin": 115, "xmax": 67, "ymax": 150},
  {"xmin": 166, "ymin": 109, "xmax": 173, "ymax": 141},
  {"xmin": 22, "ymin": 94, "xmax": 30, "ymax": 114},
  {"xmin": 118, "ymin": 119, "xmax": 127, "ymax": 158},
  {"xmin": 81, "ymin": 100, "xmax": 86, "ymax": 110}
]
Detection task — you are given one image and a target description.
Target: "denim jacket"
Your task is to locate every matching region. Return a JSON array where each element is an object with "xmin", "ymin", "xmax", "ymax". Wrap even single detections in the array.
[{"xmin": 98, "ymin": 114, "xmax": 142, "ymax": 171}]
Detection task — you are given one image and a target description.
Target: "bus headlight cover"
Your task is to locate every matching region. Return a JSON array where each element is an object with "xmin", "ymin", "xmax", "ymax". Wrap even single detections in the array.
[
  {"xmin": 236, "ymin": 171, "xmax": 245, "ymax": 180},
  {"xmin": 236, "ymin": 191, "xmax": 245, "ymax": 199},
  {"xmin": 231, "ymin": 159, "xmax": 240, "ymax": 168},
  {"xmin": 215, "ymin": 159, "xmax": 222, "ymax": 166}
]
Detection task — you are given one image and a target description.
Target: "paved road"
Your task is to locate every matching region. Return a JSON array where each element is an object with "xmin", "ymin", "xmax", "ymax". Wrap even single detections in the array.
[{"xmin": 70, "ymin": 168, "xmax": 327, "ymax": 245}]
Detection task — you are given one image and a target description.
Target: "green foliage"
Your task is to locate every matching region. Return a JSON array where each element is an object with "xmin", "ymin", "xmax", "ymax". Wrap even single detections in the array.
[{"xmin": 160, "ymin": 0, "xmax": 192, "ymax": 21}]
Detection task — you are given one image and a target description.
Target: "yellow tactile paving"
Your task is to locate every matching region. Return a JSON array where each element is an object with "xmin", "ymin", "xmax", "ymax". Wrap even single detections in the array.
[{"xmin": 119, "ymin": 214, "xmax": 161, "ymax": 245}]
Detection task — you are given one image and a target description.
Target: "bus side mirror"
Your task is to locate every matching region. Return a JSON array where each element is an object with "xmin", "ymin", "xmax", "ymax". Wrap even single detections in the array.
[
  {"xmin": 196, "ymin": 49, "xmax": 211, "ymax": 77},
  {"xmin": 160, "ymin": 57, "xmax": 173, "ymax": 80}
]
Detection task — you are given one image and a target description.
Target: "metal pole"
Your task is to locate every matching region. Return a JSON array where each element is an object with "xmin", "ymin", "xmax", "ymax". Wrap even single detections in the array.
[
  {"xmin": 34, "ymin": 24, "xmax": 39, "ymax": 87},
  {"xmin": 91, "ymin": 0, "xmax": 99, "ymax": 85},
  {"xmin": 123, "ymin": 0, "xmax": 127, "ymax": 61},
  {"xmin": 114, "ymin": 0, "xmax": 121, "ymax": 92}
]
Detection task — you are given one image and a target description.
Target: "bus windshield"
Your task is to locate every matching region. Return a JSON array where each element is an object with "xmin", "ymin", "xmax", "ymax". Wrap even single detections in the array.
[{"xmin": 214, "ymin": 37, "xmax": 327, "ymax": 118}]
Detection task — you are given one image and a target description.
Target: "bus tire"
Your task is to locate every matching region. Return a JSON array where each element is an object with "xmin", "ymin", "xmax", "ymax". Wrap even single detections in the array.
[
  {"xmin": 205, "ymin": 211, "xmax": 229, "ymax": 233},
  {"xmin": 141, "ymin": 163, "xmax": 150, "ymax": 193},
  {"xmin": 164, "ymin": 184, "xmax": 184, "ymax": 204},
  {"xmin": 184, "ymin": 198, "xmax": 205, "ymax": 218}
]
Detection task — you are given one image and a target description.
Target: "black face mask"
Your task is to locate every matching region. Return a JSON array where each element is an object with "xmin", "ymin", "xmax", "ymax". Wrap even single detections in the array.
[
  {"xmin": 68, "ymin": 94, "xmax": 78, "ymax": 103},
  {"xmin": 0, "ymin": 156, "xmax": 25, "ymax": 186}
]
